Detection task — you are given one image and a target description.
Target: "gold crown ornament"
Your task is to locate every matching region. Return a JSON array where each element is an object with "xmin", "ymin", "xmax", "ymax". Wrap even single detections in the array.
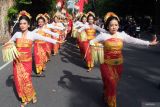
[
  {"xmin": 44, "ymin": 13, "xmax": 50, "ymax": 19},
  {"xmin": 80, "ymin": 13, "xmax": 87, "ymax": 20},
  {"xmin": 36, "ymin": 14, "xmax": 47, "ymax": 22},
  {"xmin": 17, "ymin": 10, "xmax": 32, "ymax": 20},
  {"xmin": 104, "ymin": 12, "xmax": 120, "ymax": 22},
  {"xmin": 86, "ymin": 11, "xmax": 95, "ymax": 18}
]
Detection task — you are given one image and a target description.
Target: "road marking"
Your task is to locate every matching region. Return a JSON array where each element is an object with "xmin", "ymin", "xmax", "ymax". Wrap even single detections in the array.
[{"xmin": 0, "ymin": 60, "xmax": 12, "ymax": 71}]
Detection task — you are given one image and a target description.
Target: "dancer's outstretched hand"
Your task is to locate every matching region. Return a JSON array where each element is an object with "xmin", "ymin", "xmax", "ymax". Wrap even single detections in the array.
[
  {"xmin": 149, "ymin": 34, "xmax": 159, "ymax": 46},
  {"xmin": 150, "ymin": 41, "xmax": 159, "ymax": 46},
  {"xmin": 150, "ymin": 40, "xmax": 159, "ymax": 46}
]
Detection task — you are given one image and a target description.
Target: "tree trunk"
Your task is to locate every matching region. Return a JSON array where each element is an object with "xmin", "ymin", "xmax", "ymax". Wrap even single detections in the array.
[{"xmin": 0, "ymin": 0, "xmax": 15, "ymax": 42}]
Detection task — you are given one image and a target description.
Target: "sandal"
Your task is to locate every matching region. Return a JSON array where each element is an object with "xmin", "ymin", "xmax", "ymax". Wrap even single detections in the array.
[
  {"xmin": 32, "ymin": 96, "xmax": 37, "ymax": 104},
  {"xmin": 87, "ymin": 67, "xmax": 92, "ymax": 72},
  {"xmin": 20, "ymin": 102, "xmax": 28, "ymax": 107}
]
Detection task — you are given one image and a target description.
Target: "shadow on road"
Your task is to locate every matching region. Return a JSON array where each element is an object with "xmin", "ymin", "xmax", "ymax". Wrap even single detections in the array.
[
  {"xmin": 116, "ymin": 46, "xmax": 160, "ymax": 107},
  {"xmin": 60, "ymin": 37, "xmax": 87, "ymax": 69},
  {"xmin": 6, "ymin": 75, "xmax": 21, "ymax": 102},
  {"xmin": 58, "ymin": 70, "xmax": 106, "ymax": 107}
]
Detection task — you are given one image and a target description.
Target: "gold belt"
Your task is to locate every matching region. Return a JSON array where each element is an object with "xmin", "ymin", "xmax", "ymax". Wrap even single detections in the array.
[
  {"xmin": 87, "ymin": 36, "xmax": 95, "ymax": 40},
  {"xmin": 16, "ymin": 44, "xmax": 32, "ymax": 48},
  {"xmin": 35, "ymin": 40, "xmax": 45, "ymax": 44},
  {"xmin": 104, "ymin": 57, "xmax": 123, "ymax": 65}
]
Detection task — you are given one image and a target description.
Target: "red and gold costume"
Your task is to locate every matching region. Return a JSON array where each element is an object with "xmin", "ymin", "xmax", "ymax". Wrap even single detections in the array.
[
  {"xmin": 44, "ymin": 13, "xmax": 52, "ymax": 60},
  {"xmin": 3, "ymin": 10, "xmax": 58, "ymax": 105},
  {"xmin": 77, "ymin": 14, "xmax": 106, "ymax": 70},
  {"xmin": 90, "ymin": 30, "xmax": 150, "ymax": 107},
  {"xmin": 51, "ymin": 23, "xmax": 63, "ymax": 55},
  {"xmin": 44, "ymin": 26, "xmax": 52, "ymax": 59},
  {"xmin": 82, "ymin": 28, "xmax": 96, "ymax": 68},
  {"xmin": 13, "ymin": 38, "xmax": 36, "ymax": 103},
  {"xmin": 100, "ymin": 38, "xmax": 123, "ymax": 107},
  {"xmin": 34, "ymin": 29, "xmax": 48, "ymax": 74}
]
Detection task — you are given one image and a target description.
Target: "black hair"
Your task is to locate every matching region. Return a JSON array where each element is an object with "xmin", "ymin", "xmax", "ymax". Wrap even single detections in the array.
[
  {"xmin": 19, "ymin": 15, "xmax": 31, "ymax": 25},
  {"xmin": 87, "ymin": 14, "xmax": 95, "ymax": 22},
  {"xmin": 80, "ymin": 15, "xmax": 87, "ymax": 22},
  {"xmin": 104, "ymin": 16, "xmax": 120, "ymax": 30}
]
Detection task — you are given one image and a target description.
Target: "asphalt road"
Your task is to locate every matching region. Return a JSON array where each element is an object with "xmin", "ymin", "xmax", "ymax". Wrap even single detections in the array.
[{"xmin": 0, "ymin": 37, "xmax": 160, "ymax": 107}]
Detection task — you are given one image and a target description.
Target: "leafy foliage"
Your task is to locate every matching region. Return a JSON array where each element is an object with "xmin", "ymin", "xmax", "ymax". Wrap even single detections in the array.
[
  {"xmin": 7, "ymin": 0, "xmax": 57, "ymax": 21},
  {"xmin": 18, "ymin": 0, "xmax": 32, "ymax": 4},
  {"xmin": 84, "ymin": 0, "xmax": 123, "ymax": 17},
  {"xmin": 6, "ymin": 7, "xmax": 18, "ymax": 21}
]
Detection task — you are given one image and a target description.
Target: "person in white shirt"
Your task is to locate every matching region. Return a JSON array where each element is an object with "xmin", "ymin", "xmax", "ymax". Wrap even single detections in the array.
[
  {"xmin": 78, "ymin": 13, "xmax": 107, "ymax": 71},
  {"xmin": 49, "ymin": 15, "xmax": 66, "ymax": 55},
  {"xmin": 33, "ymin": 14, "xmax": 60, "ymax": 74},
  {"xmin": 90, "ymin": 12, "xmax": 158, "ymax": 107},
  {"xmin": 5, "ymin": 11, "xmax": 62, "ymax": 107}
]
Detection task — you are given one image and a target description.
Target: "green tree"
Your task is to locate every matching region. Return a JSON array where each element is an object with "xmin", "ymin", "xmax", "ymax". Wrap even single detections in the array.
[
  {"xmin": 84, "ymin": 0, "xmax": 123, "ymax": 17},
  {"xmin": 7, "ymin": 0, "xmax": 57, "ymax": 21}
]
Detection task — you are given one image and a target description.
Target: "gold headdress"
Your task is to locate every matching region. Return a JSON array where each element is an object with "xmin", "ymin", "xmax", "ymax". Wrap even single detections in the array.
[
  {"xmin": 80, "ymin": 13, "xmax": 87, "ymax": 20},
  {"xmin": 17, "ymin": 10, "xmax": 32, "ymax": 20},
  {"xmin": 36, "ymin": 14, "xmax": 47, "ymax": 22},
  {"xmin": 53, "ymin": 12, "xmax": 61, "ymax": 18},
  {"xmin": 44, "ymin": 13, "xmax": 50, "ymax": 19},
  {"xmin": 75, "ymin": 12, "xmax": 81, "ymax": 19},
  {"xmin": 104, "ymin": 12, "xmax": 120, "ymax": 22},
  {"xmin": 53, "ymin": 12, "xmax": 65, "ymax": 19},
  {"xmin": 86, "ymin": 11, "xmax": 95, "ymax": 18}
]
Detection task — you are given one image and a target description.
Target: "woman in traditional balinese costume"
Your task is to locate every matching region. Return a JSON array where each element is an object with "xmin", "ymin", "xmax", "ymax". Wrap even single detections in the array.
[
  {"xmin": 2, "ymin": 11, "xmax": 62, "ymax": 107},
  {"xmin": 50, "ymin": 13, "xmax": 65, "ymax": 55},
  {"xmin": 44, "ymin": 13, "xmax": 52, "ymax": 60},
  {"xmin": 33, "ymin": 14, "xmax": 59, "ymax": 74},
  {"xmin": 90, "ymin": 12, "xmax": 158, "ymax": 107},
  {"xmin": 75, "ymin": 14, "xmax": 88, "ymax": 56},
  {"xmin": 72, "ymin": 13, "xmax": 83, "ymax": 39},
  {"xmin": 78, "ymin": 12, "xmax": 107, "ymax": 71}
]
